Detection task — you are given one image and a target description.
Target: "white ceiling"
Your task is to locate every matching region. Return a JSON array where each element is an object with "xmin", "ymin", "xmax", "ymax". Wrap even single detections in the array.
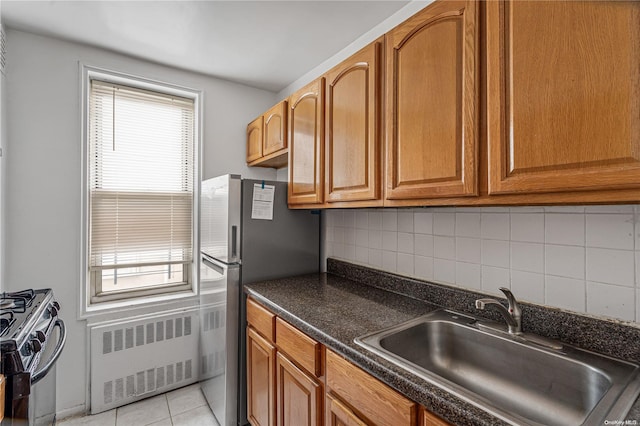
[{"xmin": 1, "ymin": 0, "xmax": 410, "ymax": 92}]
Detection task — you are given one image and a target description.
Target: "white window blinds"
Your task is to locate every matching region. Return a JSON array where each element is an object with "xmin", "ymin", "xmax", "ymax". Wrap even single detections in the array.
[{"xmin": 89, "ymin": 80, "xmax": 195, "ymax": 279}]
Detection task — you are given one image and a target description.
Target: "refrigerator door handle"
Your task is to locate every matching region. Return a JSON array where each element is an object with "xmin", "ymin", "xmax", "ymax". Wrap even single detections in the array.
[
  {"xmin": 231, "ymin": 225, "xmax": 238, "ymax": 259},
  {"xmin": 202, "ymin": 256, "xmax": 225, "ymax": 274}
]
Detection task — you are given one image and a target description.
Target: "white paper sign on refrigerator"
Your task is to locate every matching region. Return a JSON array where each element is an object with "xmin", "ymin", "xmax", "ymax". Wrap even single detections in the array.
[{"xmin": 251, "ymin": 183, "xmax": 275, "ymax": 220}]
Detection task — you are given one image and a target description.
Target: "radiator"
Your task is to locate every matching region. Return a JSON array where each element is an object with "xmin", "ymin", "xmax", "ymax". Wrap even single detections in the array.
[{"xmin": 89, "ymin": 308, "xmax": 200, "ymax": 414}]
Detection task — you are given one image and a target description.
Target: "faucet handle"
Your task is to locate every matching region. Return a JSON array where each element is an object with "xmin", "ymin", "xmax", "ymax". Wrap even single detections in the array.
[{"xmin": 498, "ymin": 287, "xmax": 521, "ymax": 318}]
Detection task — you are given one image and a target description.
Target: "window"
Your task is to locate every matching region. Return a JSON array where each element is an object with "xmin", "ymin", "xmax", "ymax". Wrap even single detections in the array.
[{"xmin": 86, "ymin": 71, "xmax": 198, "ymax": 304}]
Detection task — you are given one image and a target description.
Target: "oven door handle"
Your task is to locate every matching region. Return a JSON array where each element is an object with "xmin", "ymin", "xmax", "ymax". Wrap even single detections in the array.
[{"xmin": 31, "ymin": 319, "xmax": 67, "ymax": 385}]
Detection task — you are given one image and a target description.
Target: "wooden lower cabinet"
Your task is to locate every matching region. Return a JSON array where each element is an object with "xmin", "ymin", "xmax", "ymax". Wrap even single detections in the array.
[
  {"xmin": 276, "ymin": 352, "xmax": 323, "ymax": 426},
  {"xmin": 326, "ymin": 394, "xmax": 367, "ymax": 426},
  {"xmin": 247, "ymin": 327, "xmax": 276, "ymax": 426},
  {"xmin": 421, "ymin": 408, "xmax": 451, "ymax": 426}
]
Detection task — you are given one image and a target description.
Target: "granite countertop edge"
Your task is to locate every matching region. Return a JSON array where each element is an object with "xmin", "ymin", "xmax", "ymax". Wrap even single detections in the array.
[{"xmin": 244, "ymin": 261, "xmax": 640, "ymax": 426}]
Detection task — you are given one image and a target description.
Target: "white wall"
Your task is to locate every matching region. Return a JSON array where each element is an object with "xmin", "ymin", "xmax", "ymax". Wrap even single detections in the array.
[
  {"xmin": 4, "ymin": 28, "xmax": 277, "ymax": 416},
  {"xmin": 325, "ymin": 206, "xmax": 640, "ymax": 326},
  {"xmin": 276, "ymin": 0, "xmax": 433, "ymax": 100}
]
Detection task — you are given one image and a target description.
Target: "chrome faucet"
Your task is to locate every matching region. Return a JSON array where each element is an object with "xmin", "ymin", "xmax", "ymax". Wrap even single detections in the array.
[{"xmin": 475, "ymin": 287, "xmax": 522, "ymax": 335}]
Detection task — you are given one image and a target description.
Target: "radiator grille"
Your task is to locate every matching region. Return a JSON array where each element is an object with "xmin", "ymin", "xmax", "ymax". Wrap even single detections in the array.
[
  {"xmin": 90, "ymin": 310, "xmax": 199, "ymax": 414},
  {"xmin": 0, "ymin": 24, "xmax": 6, "ymax": 75}
]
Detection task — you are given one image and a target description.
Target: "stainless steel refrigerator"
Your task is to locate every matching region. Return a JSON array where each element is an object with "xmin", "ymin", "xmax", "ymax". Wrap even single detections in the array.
[{"xmin": 199, "ymin": 174, "xmax": 320, "ymax": 426}]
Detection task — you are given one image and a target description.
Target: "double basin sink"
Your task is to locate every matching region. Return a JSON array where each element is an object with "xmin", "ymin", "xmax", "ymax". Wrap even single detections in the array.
[{"xmin": 355, "ymin": 309, "xmax": 640, "ymax": 425}]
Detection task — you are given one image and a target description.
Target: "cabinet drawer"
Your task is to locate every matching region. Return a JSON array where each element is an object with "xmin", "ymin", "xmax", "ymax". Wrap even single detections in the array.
[
  {"xmin": 326, "ymin": 350, "xmax": 417, "ymax": 426},
  {"xmin": 275, "ymin": 318, "xmax": 323, "ymax": 377},
  {"xmin": 247, "ymin": 298, "xmax": 276, "ymax": 342}
]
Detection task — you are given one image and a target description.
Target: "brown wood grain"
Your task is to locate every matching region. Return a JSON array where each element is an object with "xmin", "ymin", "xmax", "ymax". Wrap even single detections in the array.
[
  {"xmin": 264, "ymin": 101, "xmax": 288, "ymax": 157},
  {"xmin": 275, "ymin": 318, "xmax": 323, "ymax": 377},
  {"xmin": 385, "ymin": 0, "xmax": 479, "ymax": 200},
  {"xmin": 288, "ymin": 79, "xmax": 325, "ymax": 205},
  {"xmin": 326, "ymin": 393, "xmax": 368, "ymax": 426},
  {"xmin": 325, "ymin": 38, "xmax": 384, "ymax": 204},
  {"xmin": 420, "ymin": 406, "xmax": 451, "ymax": 426},
  {"xmin": 247, "ymin": 297, "xmax": 276, "ymax": 342},
  {"xmin": 247, "ymin": 115, "xmax": 264, "ymax": 163},
  {"xmin": 276, "ymin": 352, "xmax": 323, "ymax": 426},
  {"xmin": 487, "ymin": 0, "xmax": 640, "ymax": 195},
  {"xmin": 326, "ymin": 350, "xmax": 417, "ymax": 426},
  {"xmin": 247, "ymin": 327, "xmax": 276, "ymax": 426}
]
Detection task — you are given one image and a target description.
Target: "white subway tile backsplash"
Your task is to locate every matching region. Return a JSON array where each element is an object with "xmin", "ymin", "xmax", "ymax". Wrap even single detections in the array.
[
  {"xmin": 456, "ymin": 262, "xmax": 481, "ymax": 290},
  {"xmin": 355, "ymin": 245, "xmax": 368, "ymax": 264},
  {"xmin": 434, "ymin": 236, "xmax": 455, "ymax": 260},
  {"xmin": 586, "ymin": 282, "xmax": 635, "ymax": 322},
  {"xmin": 368, "ymin": 230, "xmax": 382, "ymax": 249},
  {"xmin": 355, "ymin": 211, "xmax": 369, "ymax": 229},
  {"xmin": 511, "ymin": 213, "xmax": 544, "ymax": 243},
  {"xmin": 511, "ymin": 242, "xmax": 544, "ymax": 273},
  {"xmin": 398, "ymin": 211, "xmax": 414, "ymax": 233},
  {"xmin": 382, "ymin": 231, "xmax": 398, "ymax": 251},
  {"xmin": 544, "ymin": 206, "xmax": 585, "ymax": 213},
  {"xmin": 455, "ymin": 213, "xmax": 481, "ymax": 238},
  {"xmin": 510, "ymin": 271, "xmax": 544, "ymax": 304},
  {"xmin": 414, "ymin": 212, "xmax": 433, "ymax": 234},
  {"xmin": 455, "ymin": 237, "xmax": 481, "ymax": 264},
  {"xmin": 545, "ymin": 213, "xmax": 585, "ymax": 246},
  {"xmin": 369, "ymin": 211, "xmax": 383, "ymax": 230},
  {"xmin": 325, "ymin": 206, "xmax": 640, "ymax": 325},
  {"xmin": 586, "ymin": 214, "xmax": 634, "ymax": 250},
  {"xmin": 344, "ymin": 228, "xmax": 356, "ymax": 245},
  {"xmin": 344, "ymin": 244, "xmax": 356, "ymax": 262},
  {"xmin": 481, "ymin": 240, "xmax": 510, "ymax": 269},
  {"xmin": 383, "ymin": 211, "xmax": 398, "ymax": 231},
  {"xmin": 433, "ymin": 212, "xmax": 455, "ymax": 236},
  {"xmin": 368, "ymin": 249, "xmax": 382, "ymax": 268},
  {"xmin": 382, "ymin": 250, "xmax": 397, "ymax": 272},
  {"xmin": 398, "ymin": 232, "xmax": 414, "ymax": 254},
  {"xmin": 414, "ymin": 234, "xmax": 434, "ymax": 257},
  {"xmin": 546, "ymin": 276, "xmax": 586, "ymax": 312},
  {"xmin": 355, "ymin": 229, "xmax": 368, "ymax": 247},
  {"xmin": 481, "ymin": 213, "xmax": 510, "ymax": 240},
  {"xmin": 414, "ymin": 255, "xmax": 434, "ymax": 281},
  {"xmin": 545, "ymin": 245, "xmax": 585, "ymax": 279},
  {"xmin": 434, "ymin": 259, "xmax": 455, "ymax": 284},
  {"xmin": 397, "ymin": 253, "xmax": 414, "ymax": 276},
  {"xmin": 584, "ymin": 205, "xmax": 634, "ymax": 214},
  {"xmin": 586, "ymin": 248, "xmax": 635, "ymax": 287},
  {"xmin": 343, "ymin": 210, "xmax": 356, "ymax": 229},
  {"xmin": 481, "ymin": 266, "xmax": 510, "ymax": 293}
]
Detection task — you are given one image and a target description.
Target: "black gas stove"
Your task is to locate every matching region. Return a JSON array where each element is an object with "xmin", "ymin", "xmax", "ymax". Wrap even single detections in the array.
[{"xmin": 1, "ymin": 289, "xmax": 66, "ymax": 426}]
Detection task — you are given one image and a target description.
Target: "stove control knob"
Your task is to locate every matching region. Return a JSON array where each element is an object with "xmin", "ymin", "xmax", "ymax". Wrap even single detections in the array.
[
  {"xmin": 34, "ymin": 330, "xmax": 46, "ymax": 343},
  {"xmin": 53, "ymin": 301, "xmax": 61, "ymax": 310},
  {"xmin": 29, "ymin": 339, "xmax": 42, "ymax": 354},
  {"xmin": 50, "ymin": 305, "xmax": 59, "ymax": 317}
]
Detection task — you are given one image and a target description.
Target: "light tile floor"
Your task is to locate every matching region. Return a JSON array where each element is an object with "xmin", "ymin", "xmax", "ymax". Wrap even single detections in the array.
[{"xmin": 57, "ymin": 383, "xmax": 217, "ymax": 426}]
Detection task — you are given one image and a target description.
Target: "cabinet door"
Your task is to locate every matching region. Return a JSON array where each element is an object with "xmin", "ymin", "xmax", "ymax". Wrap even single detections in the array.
[
  {"xmin": 247, "ymin": 116, "xmax": 264, "ymax": 163},
  {"xmin": 421, "ymin": 407, "xmax": 451, "ymax": 426},
  {"xmin": 264, "ymin": 101, "xmax": 288, "ymax": 156},
  {"xmin": 247, "ymin": 327, "xmax": 276, "ymax": 426},
  {"xmin": 326, "ymin": 394, "xmax": 367, "ymax": 426},
  {"xmin": 325, "ymin": 40, "xmax": 382, "ymax": 203},
  {"xmin": 487, "ymin": 1, "xmax": 640, "ymax": 195},
  {"xmin": 276, "ymin": 352, "xmax": 322, "ymax": 426},
  {"xmin": 385, "ymin": 0, "xmax": 478, "ymax": 200},
  {"xmin": 288, "ymin": 79, "xmax": 325, "ymax": 205}
]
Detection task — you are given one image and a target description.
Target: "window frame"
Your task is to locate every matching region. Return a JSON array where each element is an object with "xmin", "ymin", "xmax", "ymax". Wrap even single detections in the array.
[{"xmin": 80, "ymin": 64, "xmax": 202, "ymax": 313}]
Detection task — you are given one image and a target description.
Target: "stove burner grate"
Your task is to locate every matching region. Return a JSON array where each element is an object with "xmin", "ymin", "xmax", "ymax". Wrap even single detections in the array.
[
  {"xmin": 0, "ymin": 289, "xmax": 36, "ymax": 313},
  {"xmin": 0, "ymin": 311, "xmax": 15, "ymax": 337}
]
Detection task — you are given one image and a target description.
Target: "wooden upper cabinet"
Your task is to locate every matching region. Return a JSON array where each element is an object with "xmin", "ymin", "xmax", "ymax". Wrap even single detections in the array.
[
  {"xmin": 385, "ymin": 0, "xmax": 479, "ymax": 201},
  {"xmin": 247, "ymin": 116, "xmax": 264, "ymax": 163},
  {"xmin": 487, "ymin": 1, "xmax": 640, "ymax": 195},
  {"xmin": 288, "ymin": 79, "xmax": 325, "ymax": 205},
  {"xmin": 264, "ymin": 101, "xmax": 288, "ymax": 157},
  {"xmin": 325, "ymin": 39, "xmax": 383, "ymax": 204}
]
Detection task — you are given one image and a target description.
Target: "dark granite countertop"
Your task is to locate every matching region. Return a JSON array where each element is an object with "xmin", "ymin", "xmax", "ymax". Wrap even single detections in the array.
[{"xmin": 244, "ymin": 259, "xmax": 640, "ymax": 426}]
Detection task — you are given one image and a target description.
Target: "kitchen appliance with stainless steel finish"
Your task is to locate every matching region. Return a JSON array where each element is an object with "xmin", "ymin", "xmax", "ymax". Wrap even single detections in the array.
[
  {"xmin": 199, "ymin": 174, "xmax": 319, "ymax": 426},
  {"xmin": 1, "ymin": 289, "xmax": 67, "ymax": 426}
]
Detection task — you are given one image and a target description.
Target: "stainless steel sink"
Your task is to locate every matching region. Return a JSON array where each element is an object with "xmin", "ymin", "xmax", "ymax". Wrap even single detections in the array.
[{"xmin": 355, "ymin": 309, "xmax": 640, "ymax": 425}]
